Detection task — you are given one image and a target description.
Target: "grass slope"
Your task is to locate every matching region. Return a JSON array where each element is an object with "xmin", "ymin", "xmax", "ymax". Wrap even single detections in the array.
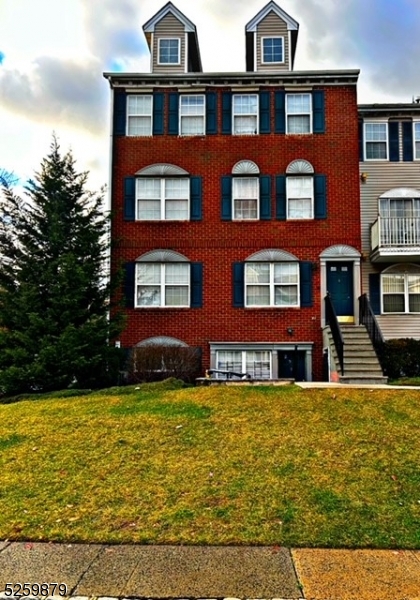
[{"xmin": 1, "ymin": 383, "xmax": 419, "ymax": 548}]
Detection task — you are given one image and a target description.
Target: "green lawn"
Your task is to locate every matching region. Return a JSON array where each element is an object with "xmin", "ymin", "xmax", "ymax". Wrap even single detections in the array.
[{"xmin": 1, "ymin": 381, "xmax": 419, "ymax": 548}]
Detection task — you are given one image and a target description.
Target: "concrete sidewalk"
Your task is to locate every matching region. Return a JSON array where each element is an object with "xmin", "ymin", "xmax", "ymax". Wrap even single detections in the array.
[{"xmin": 1, "ymin": 542, "xmax": 420, "ymax": 600}]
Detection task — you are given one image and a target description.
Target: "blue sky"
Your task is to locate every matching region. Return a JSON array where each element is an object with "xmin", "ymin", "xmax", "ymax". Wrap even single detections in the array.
[{"xmin": 0, "ymin": 0, "xmax": 419, "ymax": 191}]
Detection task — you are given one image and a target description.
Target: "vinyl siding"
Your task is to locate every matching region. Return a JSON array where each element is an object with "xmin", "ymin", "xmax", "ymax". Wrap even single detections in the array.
[
  {"xmin": 153, "ymin": 14, "xmax": 186, "ymax": 73},
  {"xmin": 360, "ymin": 158, "xmax": 420, "ymax": 339},
  {"xmin": 376, "ymin": 314, "xmax": 420, "ymax": 340},
  {"xmin": 256, "ymin": 11, "xmax": 289, "ymax": 71}
]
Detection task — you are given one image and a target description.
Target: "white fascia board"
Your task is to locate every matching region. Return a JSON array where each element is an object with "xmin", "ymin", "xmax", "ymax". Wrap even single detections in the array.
[
  {"xmin": 143, "ymin": 2, "xmax": 196, "ymax": 33},
  {"xmin": 246, "ymin": 1, "xmax": 299, "ymax": 32}
]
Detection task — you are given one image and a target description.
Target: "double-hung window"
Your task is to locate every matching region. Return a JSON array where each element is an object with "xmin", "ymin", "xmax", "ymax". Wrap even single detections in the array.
[
  {"xmin": 137, "ymin": 178, "xmax": 189, "ymax": 220},
  {"xmin": 286, "ymin": 94, "xmax": 312, "ymax": 134},
  {"xmin": 245, "ymin": 262, "xmax": 299, "ymax": 307},
  {"xmin": 180, "ymin": 95, "xmax": 205, "ymax": 135},
  {"xmin": 136, "ymin": 262, "xmax": 189, "ymax": 307},
  {"xmin": 364, "ymin": 122, "xmax": 388, "ymax": 160},
  {"xmin": 233, "ymin": 94, "xmax": 258, "ymax": 135},
  {"xmin": 127, "ymin": 95, "xmax": 152, "ymax": 136},
  {"xmin": 216, "ymin": 350, "xmax": 271, "ymax": 379},
  {"xmin": 262, "ymin": 37, "xmax": 284, "ymax": 64},
  {"xmin": 286, "ymin": 176, "xmax": 313, "ymax": 219},
  {"xmin": 233, "ymin": 177, "xmax": 259, "ymax": 219},
  {"xmin": 382, "ymin": 269, "xmax": 420, "ymax": 313},
  {"xmin": 158, "ymin": 38, "xmax": 180, "ymax": 64},
  {"xmin": 414, "ymin": 122, "xmax": 420, "ymax": 160}
]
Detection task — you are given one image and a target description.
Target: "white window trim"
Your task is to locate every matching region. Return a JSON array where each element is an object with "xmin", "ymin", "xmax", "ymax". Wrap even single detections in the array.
[
  {"xmin": 126, "ymin": 95, "xmax": 153, "ymax": 137},
  {"xmin": 135, "ymin": 263, "xmax": 190, "ymax": 308},
  {"xmin": 232, "ymin": 176, "xmax": 260, "ymax": 220},
  {"xmin": 245, "ymin": 262, "xmax": 300, "ymax": 308},
  {"xmin": 216, "ymin": 349, "xmax": 272, "ymax": 379},
  {"xmin": 136, "ymin": 178, "xmax": 190, "ymax": 221},
  {"xmin": 413, "ymin": 120, "xmax": 420, "ymax": 161},
  {"xmin": 261, "ymin": 36, "xmax": 284, "ymax": 64},
  {"xmin": 179, "ymin": 94, "xmax": 206, "ymax": 136},
  {"xmin": 286, "ymin": 175, "xmax": 314, "ymax": 220},
  {"xmin": 232, "ymin": 94, "xmax": 259, "ymax": 135},
  {"xmin": 364, "ymin": 120, "xmax": 389, "ymax": 161},
  {"xmin": 286, "ymin": 93, "xmax": 312, "ymax": 135},
  {"xmin": 158, "ymin": 38, "xmax": 181, "ymax": 65},
  {"xmin": 381, "ymin": 271, "xmax": 420, "ymax": 314}
]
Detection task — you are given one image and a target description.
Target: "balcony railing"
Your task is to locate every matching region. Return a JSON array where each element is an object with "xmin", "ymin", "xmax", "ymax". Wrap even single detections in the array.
[{"xmin": 371, "ymin": 216, "xmax": 420, "ymax": 250}]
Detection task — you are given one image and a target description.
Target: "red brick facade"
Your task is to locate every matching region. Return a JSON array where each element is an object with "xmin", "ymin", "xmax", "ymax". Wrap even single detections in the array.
[{"xmin": 108, "ymin": 81, "xmax": 361, "ymax": 380}]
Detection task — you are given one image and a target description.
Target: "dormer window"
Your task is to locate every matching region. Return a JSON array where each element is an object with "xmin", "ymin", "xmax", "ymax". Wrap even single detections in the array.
[
  {"xmin": 262, "ymin": 37, "xmax": 284, "ymax": 64},
  {"xmin": 158, "ymin": 38, "xmax": 180, "ymax": 64}
]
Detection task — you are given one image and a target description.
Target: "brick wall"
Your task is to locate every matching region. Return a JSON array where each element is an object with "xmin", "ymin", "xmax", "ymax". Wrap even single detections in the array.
[{"xmin": 111, "ymin": 85, "xmax": 360, "ymax": 379}]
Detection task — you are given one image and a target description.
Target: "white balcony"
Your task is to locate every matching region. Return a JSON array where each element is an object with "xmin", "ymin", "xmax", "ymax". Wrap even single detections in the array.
[{"xmin": 371, "ymin": 217, "xmax": 420, "ymax": 262}]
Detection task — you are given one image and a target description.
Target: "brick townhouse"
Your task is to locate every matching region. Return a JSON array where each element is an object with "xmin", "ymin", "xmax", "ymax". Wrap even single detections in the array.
[{"xmin": 104, "ymin": 1, "xmax": 362, "ymax": 381}]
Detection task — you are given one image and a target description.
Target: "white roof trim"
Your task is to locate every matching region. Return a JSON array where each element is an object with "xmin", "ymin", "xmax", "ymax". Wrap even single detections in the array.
[
  {"xmin": 379, "ymin": 187, "xmax": 420, "ymax": 199},
  {"xmin": 246, "ymin": 1, "xmax": 299, "ymax": 32},
  {"xmin": 143, "ymin": 2, "xmax": 196, "ymax": 33},
  {"xmin": 136, "ymin": 250, "xmax": 189, "ymax": 263},
  {"xmin": 246, "ymin": 249, "xmax": 298, "ymax": 262},
  {"xmin": 136, "ymin": 164, "xmax": 189, "ymax": 176}
]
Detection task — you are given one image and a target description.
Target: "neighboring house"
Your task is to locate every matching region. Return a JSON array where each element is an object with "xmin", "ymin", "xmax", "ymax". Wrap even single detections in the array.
[
  {"xmin": 104, "ymin": 1, "xmax": 362, "ymax": 381},
  {"xmin": 360, "ymin": 103, "xmax": 420, "ymax": 340}
]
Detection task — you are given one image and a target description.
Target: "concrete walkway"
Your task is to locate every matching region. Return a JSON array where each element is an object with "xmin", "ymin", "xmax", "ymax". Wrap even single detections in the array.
[{"xmin": 1, "ymin": 541, "xmax": 420, "ymax": 600}]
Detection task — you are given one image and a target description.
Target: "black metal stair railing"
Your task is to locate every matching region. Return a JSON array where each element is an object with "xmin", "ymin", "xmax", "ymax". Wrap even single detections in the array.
[
  {"xmin": 359, "ymin": 293, "xmax": 384, "ymax": 350},
  {"xmin": 325, "ymin": 293, "xmax": 344, "ymax": 375}
]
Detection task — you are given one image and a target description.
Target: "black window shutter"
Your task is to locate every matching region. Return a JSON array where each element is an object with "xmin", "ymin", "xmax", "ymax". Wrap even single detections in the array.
[
  {"xmin": 259, "ymin": 91, "xmax": 271, "ymax": 134},
  {"xmin": 206, "ymin": 92, "xmax": 217, "ymax": 134},
  {"xmin": 114, "ymin": 90, "xmax": 127, "ymax": 136},
  {"xmin": 314, "ymin": 175, "xmax": 327, "ymax": 219},
  {"xmin": 369, "ymin": 273, "xmax": 381, "ymax": 315},
  {"xmin": 359, "ymin": 121, "xmax": 364, "ymax": 161},
  {"xmin": 275, "ymin": 91, "xmax": 286, "ymax": 133},
  {"xmin": 190, "ymin": 263, "xmax": 203, "ymax": 308},
  {"xmin": 403, "ymin": 122, "xmax": 414, "ymax": 162},
  {"xmin": 222, "ymin": 92, "xmax": 232, "ymax": 134},
  {"xmin": 275, "ymin": 175, "xmax": 286, "ymax": 220},
  {"xmin": 259, "ymin": 176, "xmax": 271, "ymax": 220},
  {"xmin": 124, "ymin": 262, "xmax": 135, "ymax": 308},
  {"xmin": 389, "ymin": 122, "xmax": 399, "ymax": 162},
  {"xmin": 168, "ymin": 93, "xmax": 179, "ymax": 135},
  {"xmin": 312, "ymin": 90, "xmax": 325, "ymax": 133},
  {"xmin": 153, "ymin": 93, "xmax": 164, "ymax": 135},
  {"xmin": 233, "ymin": 263, "xmax": 245, "ymax": 307},
  {"xmin": 299, "ymin": 262, "xmax": 313, "ymax": 307},
  {"xmin": 221, "ymin": 176, "xmax": 232, "ymax": 220},
  {"xmin": 190, "ymin": 177, "xmax": 202, "ymax": 221},
  {"xmin": 124, "ymin": 177, "xmax": 135, "ymax": 221}
]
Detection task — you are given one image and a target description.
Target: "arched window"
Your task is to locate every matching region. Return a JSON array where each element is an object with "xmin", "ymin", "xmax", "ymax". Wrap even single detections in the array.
[
  {"xmin": 133, "ymin": 250, "xmax": 202, "ymax": 308},
  {"xmin": 222, "ymin": 160, "xmax": 271, "ymax": 221},
  {"xmin": 244, "ymin": 249, "xmax": 300, "ymax": 307},
  {"xmin": 231, "ymin": 160, "xmax": 260, "ymax": 220},
  {"xmin": 124, "ymin": 164, "xmax": 202, "ymax": 222},
  {"xmin": 286, "ymin": 159, "xmax": 314, "ymax": 220}
]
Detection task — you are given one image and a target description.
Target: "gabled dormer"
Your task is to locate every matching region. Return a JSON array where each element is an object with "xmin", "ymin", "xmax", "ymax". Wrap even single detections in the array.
[
  {"xmin": 142, "ymin": 2, "xmax": 202, "ymax": 74},
  {"xmin": 245, "ymin": 1, "xmax": 299, "ymax": 72}
]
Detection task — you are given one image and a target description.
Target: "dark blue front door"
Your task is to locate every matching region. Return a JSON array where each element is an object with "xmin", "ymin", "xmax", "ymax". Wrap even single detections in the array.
[{"xmin": 327, "ymin": 262, "xmax": 353, "ymax": 316}]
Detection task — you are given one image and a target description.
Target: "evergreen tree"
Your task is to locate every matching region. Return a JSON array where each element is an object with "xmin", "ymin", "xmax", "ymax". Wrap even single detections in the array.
[{"xmin": 0, "ymin": 138, "xmax": 121, "ymax": 394}]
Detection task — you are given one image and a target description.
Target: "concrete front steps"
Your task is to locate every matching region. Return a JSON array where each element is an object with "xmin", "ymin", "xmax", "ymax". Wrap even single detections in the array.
[{"xmin": 325, "ymin": 324, "xmax": 388, "ymax": 385}]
